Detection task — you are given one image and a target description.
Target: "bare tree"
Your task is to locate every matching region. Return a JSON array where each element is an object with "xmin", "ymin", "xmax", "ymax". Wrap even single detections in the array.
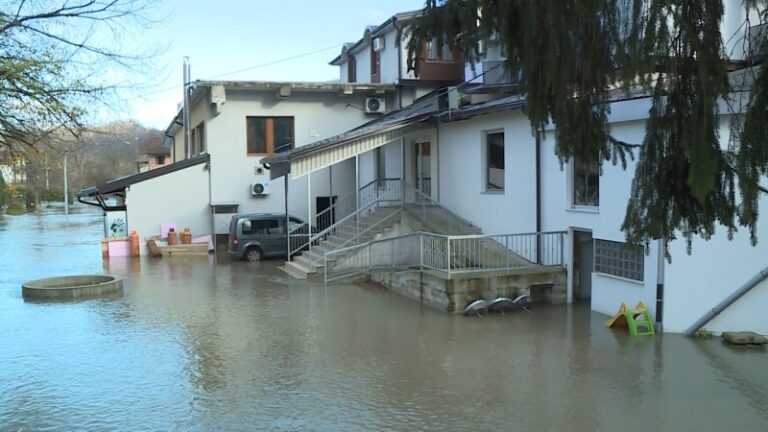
[{"xmin": 0, "ymin": 0, "xmax": 163, "ymax": 151}]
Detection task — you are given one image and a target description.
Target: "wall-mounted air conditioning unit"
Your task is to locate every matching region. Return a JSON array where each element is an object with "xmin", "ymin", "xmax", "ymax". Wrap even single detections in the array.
[
  {"xmin": 372, "ymin": 37, "xmax": 385, "ymax": 52},
  {"xmin": 251, "ymin": 181, "xmax": 270, "ymax": 196},
  {"xmin": 365, "ymin": 97, "xmax": 386, "ymax": 114}
]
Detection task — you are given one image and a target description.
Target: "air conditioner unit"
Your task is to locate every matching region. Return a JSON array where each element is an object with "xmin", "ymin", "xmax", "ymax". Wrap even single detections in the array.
[
  {"xmin": 365, "ymin": 97, "xmax": 386, "ymax": 114},
  {"xmin": 251, "ymin": 181, "xmax": 270, "ymax": 196},
  {"xmin": 372, "ymin": 37, "xmax": 385, "ymax": 52}
]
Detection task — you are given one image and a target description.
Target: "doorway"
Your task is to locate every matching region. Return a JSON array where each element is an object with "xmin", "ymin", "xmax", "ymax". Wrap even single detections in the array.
[
  {"xmin": 573, "ymin": 230, "xmax": 593, "ymax": 302},
  {"xmin": 414, "ymin": 141, "xmax": 431, "ymax": 196},
  {"xmin": 316, "ymin": 196, "xmax": 337, "ymax": 232}
]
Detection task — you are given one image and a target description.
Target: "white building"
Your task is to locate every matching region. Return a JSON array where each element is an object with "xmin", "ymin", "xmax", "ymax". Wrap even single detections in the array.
[{"xmin": 259, "ymin": 4, "xmax": 767, "ymax": 335}]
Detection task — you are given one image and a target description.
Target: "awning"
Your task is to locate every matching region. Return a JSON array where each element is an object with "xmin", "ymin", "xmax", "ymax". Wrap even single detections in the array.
[
  {"xmin": 77, "ymin": 154, "xmax": 210, "ymax": 210},
  {"xmin": 262, "ymin": 96, "xmax": 439, "ymax": 179}
]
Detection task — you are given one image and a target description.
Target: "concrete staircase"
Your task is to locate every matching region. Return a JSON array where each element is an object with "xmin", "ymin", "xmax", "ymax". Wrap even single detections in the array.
[{"xmin": 280, "ymin": 206, "xmax": 402, "ymax": 279}]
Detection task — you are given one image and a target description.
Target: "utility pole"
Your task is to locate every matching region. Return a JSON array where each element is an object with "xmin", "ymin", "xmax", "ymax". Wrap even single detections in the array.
[{"xmin": 63, "ymin": 152, "xmax": 69, "ymax": 215}]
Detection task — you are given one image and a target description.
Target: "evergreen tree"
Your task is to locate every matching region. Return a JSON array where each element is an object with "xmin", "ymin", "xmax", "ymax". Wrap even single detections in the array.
[{"xmin": 407, "ymin": 0, "xmax": 768, "ymax": 256}]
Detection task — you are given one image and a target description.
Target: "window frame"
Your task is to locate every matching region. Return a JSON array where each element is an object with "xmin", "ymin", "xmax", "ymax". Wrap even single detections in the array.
[
  {"xmin": 483, "ymin": 129, "xmax": 505, "ymax": 193},
  {"xmin": 571, "ymin": 152, "xmax": 600, "ymax": 208},
  {"xmin": 246, "ymin": 116, "xmax": 295, "ymax": 156},
  {"xmin": 423, "ymin": 38, "xmax": 457, "ymax": 63},
  {"xmin": 593, "ymin": 239, "xmax": 645, "ymax": 282},
  {"xmin": 347, "ymin": 55, "xmax": 356, "ymax": 83}
]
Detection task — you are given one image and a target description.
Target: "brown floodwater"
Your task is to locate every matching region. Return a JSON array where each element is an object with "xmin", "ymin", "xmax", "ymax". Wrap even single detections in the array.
[{"xmin": 1, "ymin": 206, "xmax": 767, "ymax": 431}]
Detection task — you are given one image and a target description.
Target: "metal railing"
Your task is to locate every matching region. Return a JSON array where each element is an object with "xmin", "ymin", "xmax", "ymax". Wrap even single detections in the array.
[
  {"xmin": 288, "ymin": 178, "xmax": 404, "ymax": 269},
  {"xmin": 324, "ymin": 231, "xmax": 566, "ymax": 283},
  {"xmin": 401, "ymin": 181, "xmax": 481, "ymax": 235}
]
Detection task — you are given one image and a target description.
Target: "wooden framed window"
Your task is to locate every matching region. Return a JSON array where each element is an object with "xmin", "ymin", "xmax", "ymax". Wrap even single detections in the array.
[
  {"xmin": 423, "ymin": 38, "xmax": 456, "ymax": 62},
  {"xmin": 246, "ymin": 116, "xmax": 294, "ymax": 155}
]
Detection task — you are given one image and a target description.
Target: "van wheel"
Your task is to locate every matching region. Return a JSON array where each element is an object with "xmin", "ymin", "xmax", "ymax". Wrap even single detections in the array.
[{"xmin": 244, "ymin": 247, "xmax": 262, "ymax": 262}]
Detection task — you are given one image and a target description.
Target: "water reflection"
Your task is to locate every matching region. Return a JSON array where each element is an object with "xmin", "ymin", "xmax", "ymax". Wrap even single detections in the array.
[{"xmin": 0, "ymin": 207, "xmax": 767, "ymax": 431}]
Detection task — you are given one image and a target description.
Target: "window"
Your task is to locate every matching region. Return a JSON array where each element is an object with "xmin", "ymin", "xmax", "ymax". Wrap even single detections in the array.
[
  {"xmin": 246, "ymin": 117, "xmax": 294, "ymax": 155},
  {"xmin": 573, "ymin": 152, "xmax": 600, "ymax": 206},
  {"xmin": 594, "ymin": 239, "xmax": 644, "ymax": 282},
  {"xmin": 190, "ymin": 122, "xmax": 205, "ymax": 155},
  {"xmin": 425, "ymin": 38, "xmax": 454, "ymax": 62},
  {"xmin": 243, "ymin": 218, "xmax": 280, "ymax": 235},
  {"xmin": 370, "ymin": 44, "xmax": 380, "ymax": 82},
  {"xmin": 485, "ymin": 131, "xmax": 505, "ymax": 191},
  {"xmin": 156, "ymin": 155, "xmax": 166, "ymax": 165},
  {"xmin": 347, "ymin": 55, "xmax": 356, "ymax": 83}
]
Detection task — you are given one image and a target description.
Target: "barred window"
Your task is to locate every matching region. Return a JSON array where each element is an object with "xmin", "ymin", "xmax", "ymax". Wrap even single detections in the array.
[{"xmin": 594, "ymin": 239, "xmax": 644, "ymax": 282}]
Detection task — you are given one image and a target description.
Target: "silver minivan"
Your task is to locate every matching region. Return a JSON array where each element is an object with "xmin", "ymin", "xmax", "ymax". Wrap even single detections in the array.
[{"xmin": 227, "ymin": 213, "xmax": 307, "ymax": 261}]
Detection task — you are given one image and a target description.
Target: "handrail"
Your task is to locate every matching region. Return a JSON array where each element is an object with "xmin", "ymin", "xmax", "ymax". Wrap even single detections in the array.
[
  {"xmin": 324, "ymin": 230, "xmax": 567, "ymax": 283},
  {"xmin": 401, "ymin": 181, "xmax": 482, "ymax": 234},
  {"xmin": 288, "ymin": 178, "xmax": 399, "ymax": 260}
]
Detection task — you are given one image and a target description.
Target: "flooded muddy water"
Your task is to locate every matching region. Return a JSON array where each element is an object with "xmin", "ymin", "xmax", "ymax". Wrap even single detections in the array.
[{"xmin": 1, "ymin": 206, "xmax": 767, "ymax": 431}]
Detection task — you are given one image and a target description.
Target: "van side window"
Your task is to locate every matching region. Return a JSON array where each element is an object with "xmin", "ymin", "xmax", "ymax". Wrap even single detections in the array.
[{"xmin": 244, "ymin": 219, "xmax": 280, "ymax": 235}]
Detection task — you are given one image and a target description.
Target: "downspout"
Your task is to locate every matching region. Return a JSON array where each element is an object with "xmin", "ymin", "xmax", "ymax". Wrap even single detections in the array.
[
  {"xmin": 683, "ymin": 265, "xmax": 768, "ymax": 336},
  {"xmin": 207, "ymin": 159, "xmax": 215, "ymax": 264},
  {"xmin": 393, "ymin": 17, "xmax": 404, "ymax": 109},
  {"xmin": 535, "ymin": 130, "xmax": 542, "ymax": 264},
  {"xmin": 656, "ymin": 239, "xmax": 666, "ymax": 331}
]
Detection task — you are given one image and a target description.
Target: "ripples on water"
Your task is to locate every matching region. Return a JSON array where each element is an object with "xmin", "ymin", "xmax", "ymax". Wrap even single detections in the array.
[{"xmin": 0, "ymin": 206, "xmax": 767, "ymax": 431}]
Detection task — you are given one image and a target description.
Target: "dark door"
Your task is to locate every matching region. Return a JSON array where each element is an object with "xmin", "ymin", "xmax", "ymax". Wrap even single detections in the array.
[
  {"xmin": 316, "ymin": 196, "xmax": 337, "ymax": 232},
  {"xmin": 573, "ymin": 230, "xmax": 594, "ymax": 302}
]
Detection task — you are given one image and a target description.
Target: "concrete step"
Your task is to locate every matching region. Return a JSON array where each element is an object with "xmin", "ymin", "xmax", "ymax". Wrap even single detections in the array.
[
  {"xmin": 280, "ymin": 260, "xmax": 317, "ymax": 279},
  {"xmin": 292, "ymin": 254, "xmax": 323, "ymax": 270}
]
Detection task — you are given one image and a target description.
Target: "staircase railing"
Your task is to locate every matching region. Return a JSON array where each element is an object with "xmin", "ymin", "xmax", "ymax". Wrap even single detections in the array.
[
  {"xmin": 324, "ymin": 230, "xmax": 566, "ymax": 283},
  {"xmin": 288, "ymin": 178, "xmax": 403, "ymax": 268},
  {"xmin": 401, "ymin": 182, "xmax": 481, "ymax": 235}
]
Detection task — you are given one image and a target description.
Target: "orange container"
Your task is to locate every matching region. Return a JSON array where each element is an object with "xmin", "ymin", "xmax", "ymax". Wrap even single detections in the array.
[
  {"xmin": 181, "ymin": 228, "xmax": 192, "ymax": 244},
  {"xmin": 167, "ymin": 228, "xmax": 177, "ymax": 246},
  {"xmin": 129, "ymin": 231, "xmax": 140, "ymax": 257}
]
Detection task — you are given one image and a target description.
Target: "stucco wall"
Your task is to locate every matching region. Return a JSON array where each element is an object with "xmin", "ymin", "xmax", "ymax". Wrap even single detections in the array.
[
  {"xmin": 126, "ymin": 162, "xmax": 210, "ymax": 253},
  {"xmin": 437, "ymin": 110, "xmax": 537, "ymax": 234},
  {"xmin": 663, "ymin": 191, "xmax": 768, "ymax": 334},
  {"xmin": 379, "ymin": 30, "xmax": 400, "ymax": 84},
  {"xmin": 204, "ymin": 89, "xmax": 371, "ymax": 232},
  {"xmin": 539, "ymin": 115, "xmax": 661, "ymax": 320}
]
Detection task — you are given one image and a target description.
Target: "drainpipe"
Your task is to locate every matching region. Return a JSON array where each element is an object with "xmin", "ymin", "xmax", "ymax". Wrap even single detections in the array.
[
  {"xmin": 183, "ymin": 57, "xmax": 191, "ymax": 159},
  {"xmin": 655, "ymin": 239, "xmax": 666, "ymax": 331},
  {"xmin": 535, "ymin": 130, "xmax": 541, "ymax": 264},
  {"xmin": 682, "ymin": 265, "xmax": 768, "ymax": 336}
]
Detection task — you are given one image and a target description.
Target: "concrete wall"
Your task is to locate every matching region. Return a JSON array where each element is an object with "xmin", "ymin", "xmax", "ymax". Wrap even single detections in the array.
[
  {"xmin": 354, "ymin": 45, "xmax": 372, "ymax": 84},
  {"xmin": 126, "ymin": 162, "xmax": 210, "ymax": 254}
]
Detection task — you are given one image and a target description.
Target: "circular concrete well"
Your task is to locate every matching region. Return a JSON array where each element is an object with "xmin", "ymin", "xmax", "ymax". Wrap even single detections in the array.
[{"xmin": 22, "ymin": 275, "xmax": 123, "ymax": 300}]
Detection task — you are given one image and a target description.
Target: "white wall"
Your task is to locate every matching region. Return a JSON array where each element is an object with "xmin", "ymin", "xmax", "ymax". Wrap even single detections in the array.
[
  {"xmin": 355, "ymin": 45, "xmax": 372, "ymax": 84},
  {"xmin": 539, "ymin": 115, "xmax": 660, "ymax": 318},
  {"xmin": 379, "ymin": 29, "xmax": 400, "ymax": 83},
  {"xmin": 437, "ymin": 111, "xmax": 537, "ymax": 234},
  {"xmin": 205, "ymin": 89, "xmax": 370, "ymax": 233},
  {"xmin": 663, "ymin": 189, "xmax": 768, "ymax": 334},
  {"xmin": 126, "ymin": 162, "xmax": 210, "ymax": 254}
]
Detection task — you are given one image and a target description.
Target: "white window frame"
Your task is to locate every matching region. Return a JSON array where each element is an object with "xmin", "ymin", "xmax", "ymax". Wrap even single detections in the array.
[
  {"xmin": 482, "ymin": 129, "xmax": 505, "ymax": 193},
  {"xmin": 569, "ymin": 152, "xmax": 600, "ymax": 209}
]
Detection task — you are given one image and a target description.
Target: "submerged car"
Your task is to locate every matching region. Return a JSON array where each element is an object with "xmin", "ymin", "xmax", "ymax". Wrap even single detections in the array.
[{"xmin": 227, "ymin": 213, "xmax": 311, "ymax": 262}]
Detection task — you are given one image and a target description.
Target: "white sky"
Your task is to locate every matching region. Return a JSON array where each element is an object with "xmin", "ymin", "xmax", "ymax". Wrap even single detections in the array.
[{"xmin": 124, "ymin": 0, "xmax": 425, "ymax": 130}]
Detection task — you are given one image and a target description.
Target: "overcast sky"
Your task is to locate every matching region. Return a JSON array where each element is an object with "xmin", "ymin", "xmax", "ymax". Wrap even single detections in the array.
[{"xmin": 127, "ymin": 0, "xmax": 425, "ymax": 130}]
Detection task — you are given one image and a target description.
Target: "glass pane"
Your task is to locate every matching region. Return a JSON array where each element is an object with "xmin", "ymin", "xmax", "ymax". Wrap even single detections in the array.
[
  {"xmin": 247, "ymin": 118, "xmax": 266, "ymax": 153},
  {"xmin": 574, "ymin": 152, "xmax": 599, "ymax": 206},
  {"xmin": 273, "ymin": 118, "xmax": 293, "ymax": 153},
  {"xmin": 486, "ymin": 132, "xmax": 505, "ymax": 190}
]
